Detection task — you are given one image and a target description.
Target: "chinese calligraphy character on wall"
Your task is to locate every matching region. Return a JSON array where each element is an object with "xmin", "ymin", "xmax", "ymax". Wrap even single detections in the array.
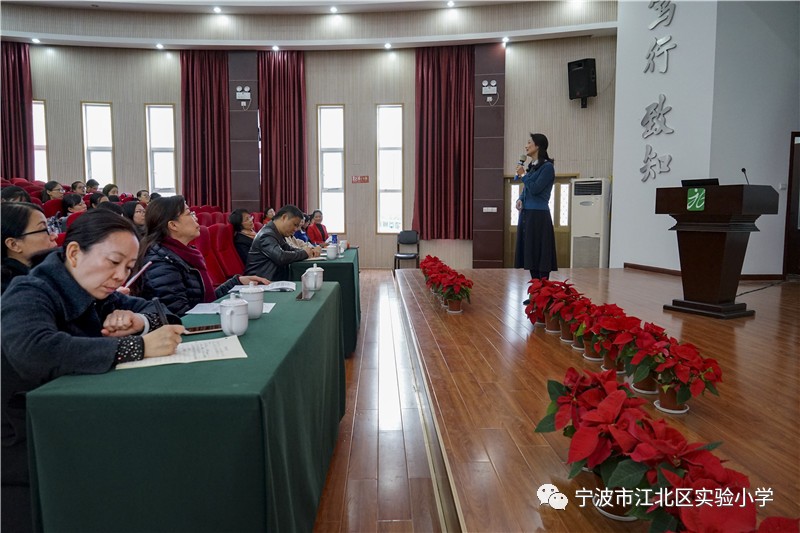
[
  {"xmin": 644, "ymin": 35, "xmax": 676, "ymax": 73},
  {"xmin": 641, "ymin": 94, "xmax": 674, "ymax": 138},
  {"xmin": 640, "ymin": 144, "xmax": 673, "ymax": 182}
]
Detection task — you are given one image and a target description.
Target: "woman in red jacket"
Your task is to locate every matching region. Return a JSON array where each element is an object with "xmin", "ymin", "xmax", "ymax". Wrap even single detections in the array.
[{"xmin": 306, "ymin": 210, "xmax": 328, "ymax": 245}]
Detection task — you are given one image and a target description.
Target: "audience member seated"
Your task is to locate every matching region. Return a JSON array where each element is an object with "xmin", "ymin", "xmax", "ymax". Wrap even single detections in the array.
[
  {"xmin": 88, "ymin": 192, "xmax": 109, "ymax": 209},
  {"xmin": 59, "ymin": 194, "xmax": 88, "ymax": 232},
  {"xmin": 149, "ymin": 192, "xmax": 162, "ymax": 200},
  {"xmin": 1, "ymin": 210, "xmax": 185, "ymax": 531},
  {"xmin": 122, "ymin": 201, "xmax": 147, "ymax": 238},
  {"xmin": 107, "ymin": 195, "xmax": 121, "ymax": 203},
  {"xmin": 1, "ymin": 202, "xmax": 57, "ymax": 294},
  {"xmin": 136, "ymin": 190, "xmax": 150, "ymax": 204},
  {"xmin": 102, "ymin": 183, "xmax": 119, "ymax": 197},
  {"xmin": 245, "ymin": 205, "xmax": 320, "ymax": 281},
  {"xmin": 138, "ymin": 196, "xmax": 269, "ymax": 316},
  {"xmin": 97, "ymin": 201, "xmax": 124, "ymax": 216},
  {"xmin": 71, "ymin": 181, "xmax": 86, "ymax": 195},
  {"xmin": 261, "ymin": 207, "xmax": 276, "ymax": 225},
  {"xmin": 307, "ymin": 209, "xmax": 329, "ymax": 245},
  {"xmin": 294, "ymin": 214, "xmax": 311, "ymax": 242},
  {"xmin": 40, "ymin": 181, "xmax": 64, "ymax": 203},
  {"xmin": 1, "ymin": 186, "xmax": 31, "ymax": 203},
  {"xmin": 85, "ymin": 179, "xmax": 100, "ymax": 193},
  {"xmin": 229, "ymin": 208, "xmax": 257, "ymax": 266}
]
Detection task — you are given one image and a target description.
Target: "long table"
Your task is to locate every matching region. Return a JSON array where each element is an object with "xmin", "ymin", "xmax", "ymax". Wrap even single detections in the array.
[
  {"xmin": 290, "ymin": 247, "xmax": 361, "ymax": 355},
  {"xmin": 27, "ymin": 283, "xmax": 346, "ymax": 532}
]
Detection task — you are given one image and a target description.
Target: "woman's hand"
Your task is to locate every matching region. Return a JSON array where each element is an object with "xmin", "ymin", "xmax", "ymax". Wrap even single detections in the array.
[
  {"xmin": 516, "ymin": 164, "xmax": 525, "ymax": 177},
  {"xmin": 239, "ymin": 275, "xmax": 270, "ymax": 286},
  {"xmin": 102, "ymin": 310, "xmax": 145, "ymax": 337},
  {"xmin": 115, "ymin": 286, "xmax": 132, "ymax": 296},
  {"xmin": 308, "ymin": 247, "xmax": 321, "ymax": 258},
  {"xmin": 142, "ymin": 325, "xmax": 185, "ymax": 358},
  {"xmin": 516, "ymin": 199, "xmax": 522, "ymax": 212}
]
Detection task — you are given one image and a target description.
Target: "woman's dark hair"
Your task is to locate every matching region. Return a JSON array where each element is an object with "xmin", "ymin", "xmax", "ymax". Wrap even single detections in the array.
[
  {"xmin": 228, "ymin": 208, "xmax": 250, "ymax": 233},
  {"xmin": 63, "ymin": 209, "xmax": 137, "ymax": 253},
  {"xmin": 107, "ymin": 195, "xmax": 120, "ymax": 202},
  {"xmin": 121, "ymin": 201, "xmax": 145, "ymax": 223},
  {"xmin": 102, "ymin": 183, "xmax": 118, "ymax": 197},
  {"xmin": 137, "ymin": 195, "xmax": 186, "ymax": 265},
  {"xmin": 96, "ymin": 201, "xmax": 124, "ymax": 215},
  {"xmin": 2, "ymin": 202, "xmax": 44, "ymax": 259},
  {"xmin": 86, "ymin": 179, "xmax": 99, "ymax": 190},
  {"xmin": 89, "ymin": 192, "xmax": 107, "ymax": 208},
  {"xmin": 529, "ymin": 133, "xmax": 554, "ymax": 165},
  {"xmin": 61, "ymin": 194, "xmax": 85, "ymax": 216},
  {"xmin": 1, "ymin": 186, "xmax": 31, "ymax": 203},
  {"xmin": 70, "ymin": 181, "xmax": 85, "ymax": 192},
  {"xmin": 41, "ymin": 180, "xmax": 62, "ymax": 202},
  {"xmin": 136, "ymin": 190, "xmax": 149, "ymax": 199},
  {"xmin": 276, "ymin": 205, "xmax": 304, "ymax": 220},
  {"xmin": 149, "ymin": 192, "xmax": 161, "ymax": 200}
]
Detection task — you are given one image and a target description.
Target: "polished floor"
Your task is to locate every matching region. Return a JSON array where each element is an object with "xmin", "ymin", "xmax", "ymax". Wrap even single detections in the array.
[{"xmin": 315, "ymin": 268, "xmax": 799, "ymax": 532}]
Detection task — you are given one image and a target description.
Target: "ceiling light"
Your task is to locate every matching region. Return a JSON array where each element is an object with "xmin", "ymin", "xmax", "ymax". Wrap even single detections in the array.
[
  {"xmin": 447, "ymin": 1, "xmax": 455, "ymax": 7},
  {"xmin": 384, "ymin": 43, "xmax": 392, "ymax": 49},
  {"xmin": 272, "ymin": 45, "xmax": 280, "ymax": 51},
  {"xmin": 330, "ymin": 6, "xmax": 338, "ymax": 13},
  {"xmin": 213, "ymin": 6, "xmax": 221, "ymax": 13},
  {"xmin": 156, "ymin": 43, "xmax": 164, "ymax": 49},
  {"xmin": 31, "ymin": 38, "xmax": 41, "ymax": 44},
  {"xmin": 502, "ymin": 37, "xmax": 509, "ymax": 43}
]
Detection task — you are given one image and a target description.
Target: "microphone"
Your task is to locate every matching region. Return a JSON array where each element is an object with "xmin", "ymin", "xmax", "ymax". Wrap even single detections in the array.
[
  {"xmin": 518, "ymin": 154, "xmax": 527, "ymax": 166},
  {"xmin": 741, "ymin": 168, "xmax": 750, "ymax": 185}
]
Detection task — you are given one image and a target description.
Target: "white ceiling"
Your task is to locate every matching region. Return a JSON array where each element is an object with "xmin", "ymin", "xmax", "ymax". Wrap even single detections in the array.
[{"xmin": 10, "ymin": 0, "xmax": 509, "ymax": 15}]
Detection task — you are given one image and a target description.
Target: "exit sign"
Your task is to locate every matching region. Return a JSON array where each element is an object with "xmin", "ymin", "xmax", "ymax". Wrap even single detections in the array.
[{"xmin": 351, "ymin": 175, "xmax": 369, "ymax": 184}]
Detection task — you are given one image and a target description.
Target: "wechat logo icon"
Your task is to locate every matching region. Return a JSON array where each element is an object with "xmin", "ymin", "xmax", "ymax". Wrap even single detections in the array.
[{"xmin": 537, "ymin": 483, "xmax": 569, "ymax": 510}]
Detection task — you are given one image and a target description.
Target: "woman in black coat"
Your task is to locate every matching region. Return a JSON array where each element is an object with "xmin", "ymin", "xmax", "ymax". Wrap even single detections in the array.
[
  {"xmin": 229, "ymin": 208, "xmax": 257, "ymax": 266},
  {"xmin": 137, "ymin": 196, "xmax": 268, "ymax": 316}
]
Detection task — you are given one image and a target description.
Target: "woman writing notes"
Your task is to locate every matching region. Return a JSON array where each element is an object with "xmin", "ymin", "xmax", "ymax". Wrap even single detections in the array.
[
  {"xmin": 514, "ymin": 133, "xmax": 558, "ymax": 304},
  {"xmin": 1, "ymin": 210, "xmax": 185, "ymax": 531}
]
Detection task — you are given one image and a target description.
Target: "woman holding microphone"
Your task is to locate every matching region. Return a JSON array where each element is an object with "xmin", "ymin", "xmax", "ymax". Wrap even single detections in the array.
[{"xmin": 514, "ymin": 133, "xmax": 558, "ymax": 304}]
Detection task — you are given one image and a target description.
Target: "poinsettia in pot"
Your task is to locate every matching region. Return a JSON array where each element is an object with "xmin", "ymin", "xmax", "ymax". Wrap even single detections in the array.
[
  {"xmin": 572, "ymin": 301, "xmax": 597, "ymax": 352},
  {"xmin": 617, "ymin": 322, "xmax": 671, "ymax": 395},
  {"xmin": 577, "ymin": 303, "xmax": 624, "ymax": 361},
  {"xmin": 424, "ymin": 265, "xmax": 453, "ymax": 305},
  {"xmin": 525, "ymin": 279, "xmax": 576, "ymax": 332},
  {"xmin": 440, "ymin": 272, "xmax": 473, "ymax": 314},
  {"xmin": 549, "ymin": 290, "xmax": 587, "ymax": 343},
  {"xmin": 653, "ymin": 339, "xmax": 722, "ymax": 414},
  {"xmin": 534, "ymin": 367, "xmax": 654, "ymax": 521},
  {"xmin": 585, "ymin": 307, "xmax": 641, "ymax": 373}
]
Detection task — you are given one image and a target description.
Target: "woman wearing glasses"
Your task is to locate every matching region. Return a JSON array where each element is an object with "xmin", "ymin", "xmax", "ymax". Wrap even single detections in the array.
[
  {"xmin": 40, "ymin": 181, "xmax": 65, "ymax": 203},
  {"xmin": 1, "ymin": 202, "xmax": 58, "ymax": 294},
  {"xmin": 121, "ymin": 201, "xmax": 147, "ymax": 238},
  {"xmin": 137, "ymin": 196, "xmax": 268, "ymax": 316}
]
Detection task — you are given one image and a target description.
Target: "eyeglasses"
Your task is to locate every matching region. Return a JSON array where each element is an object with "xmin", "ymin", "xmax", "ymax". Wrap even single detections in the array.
[
  {"xmin": 52, "ymin": 188, "xmax": 64, "ymax": 193},
  {"xmin": 20, "ymin": 227, "xmax": 56, "ymax": 237},
  {"xmin": 181, "ymin": 210, "xmax": 197, "ymax": 219}
]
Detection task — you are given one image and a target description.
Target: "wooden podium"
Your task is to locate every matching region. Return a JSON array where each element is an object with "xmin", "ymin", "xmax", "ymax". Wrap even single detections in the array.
[{"xmin": 655, "ymin": 184, "xmax": 779, "ymax": 319}]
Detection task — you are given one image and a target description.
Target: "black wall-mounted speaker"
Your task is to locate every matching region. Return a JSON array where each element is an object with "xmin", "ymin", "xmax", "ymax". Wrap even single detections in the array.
[{"xmin": 568, "ymin": 58, "xmax": 597, "ymax": 100}]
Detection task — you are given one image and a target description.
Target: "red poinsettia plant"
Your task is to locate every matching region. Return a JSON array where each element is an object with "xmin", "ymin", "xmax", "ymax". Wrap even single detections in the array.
[
  {"xmin": 439, "ymin": 271, "xmax": 474, "ymax": 302},
  {"xmin": 584, "ymin": 306, "xmax": 642, "ymax": 364},
  {"xmin": 525, "ymin": 279, "xmax": 576, "ymax": 324},
  {"xmin": 420, "ymin": 255, "xmax": 443, "ymax": 279},
  {"xmin": 617, "ymin": 322, "xmax": 671, "ymax": 383},
  {"xmin": 655, "ymin": 340, "xmax": 723, "ymax": 405}
]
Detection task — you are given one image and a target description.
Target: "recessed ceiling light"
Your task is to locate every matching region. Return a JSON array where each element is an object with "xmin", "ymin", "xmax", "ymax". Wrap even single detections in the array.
[
  {"xmin": 447, "ymin": 1, "xmax": 455, "ymax": 7},
  {"xmin": 272, "ymin": 45, "xmax": 280, "ymax": 51},
  {"xmin": 502, "ymin": 37, "xmax": 509, "ymax": 43},
  {"xmin": 156, "ymin": 43, "xmax": 164, "ymax": 49},
  {"xmin": 31, "ymin": 38, "xmax": 41, "ymax": 44},
  {"xmin": 330, "ymin": 6, "xmax": 338, "ymax": 13},
  {"xmin": 213, "ymin": 6, "xmax": 222, "ymax": 13},
  {"xmin": 384, "ymin": 43, "xmax": 392, "ymax": 49}
]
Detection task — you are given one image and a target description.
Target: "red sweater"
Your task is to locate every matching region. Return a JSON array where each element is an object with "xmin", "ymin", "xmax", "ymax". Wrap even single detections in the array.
[{"xmin": 307, "ymin": 223, "xmax": 328, "ymax": 245}]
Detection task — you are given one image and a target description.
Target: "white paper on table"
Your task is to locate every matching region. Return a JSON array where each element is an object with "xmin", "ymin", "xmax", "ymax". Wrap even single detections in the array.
[
  {"xmin": 230, "ymin": 281, "xmax": 296, "ymax": 293},
  {"xmin": 185, "ymin": 303, "xmax": 221, "ymax": 314},
  {"xmin": 262, "ymin": 303, "xmax": 276, "ymax": 313},
  {"xmin": 116, "ymin": 335, "xmax": 247, "ymax": 370}
]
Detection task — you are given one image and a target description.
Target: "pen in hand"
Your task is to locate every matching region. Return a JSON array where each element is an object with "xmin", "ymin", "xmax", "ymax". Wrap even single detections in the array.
[
  {"xmin": 124, "ymin": 260, "xmax": 153, "ymax": 289},
  {"xmin": 153, "ymin": 297, "xmax": 169, "ymax": 327}
]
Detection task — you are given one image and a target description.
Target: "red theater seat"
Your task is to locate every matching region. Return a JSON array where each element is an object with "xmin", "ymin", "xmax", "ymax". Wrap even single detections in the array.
[
  {"xmin": 188, "ymin": 225, "xmax": 228, "ymax": 287},
  {"xmin": 209, "ymin": 223, "xmax": 244, "ymax": 278},
  {"xmin": 66, "ymin": 211, "xmax": 86, "ymax": 228},
  {"xmin": 11, "ymin": 178, "xmax": 29, "ymax": 185},
  {"xmin": 55, "ymin": 233, "xmax": 67, "ymax": 247},
  {"xmin": 210, "ymin": 212, "xmax": 226, "ymax": 225},
  {"xmin": 43, "ymin": 199, "xmax": 63, "ymax": 218},
  {"xmin": 196, "ymin": 212, "xmax": 213, "ymax": 226}
]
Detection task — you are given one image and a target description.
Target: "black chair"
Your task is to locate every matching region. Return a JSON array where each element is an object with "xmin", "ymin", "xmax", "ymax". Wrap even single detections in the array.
[{"xmin": 393, "ymin": 230, "xmax": 420, "ymax": 270}]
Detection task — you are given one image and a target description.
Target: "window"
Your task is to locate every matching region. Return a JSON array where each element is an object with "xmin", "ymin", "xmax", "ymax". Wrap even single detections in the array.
[
  {"xmin": 32, "ymin": 100, "xmax": 48, "ymax": 181},
  {"xmin": 376, "ymin": 105, "xmax": 403, "ymax": 233},
  {"xmin": 318, "ymin": 105, "xmax": 345, "ymax": 233},
  {"xmin": 509, "ymin": 182, "xmax": 522, "ymax": 226},
  {"xmin": 81, "ymin": 103, "xmax": 114, "ymax": 183},
  {"xmin": 145, "ymin": 105, "xmax": 176, "ymax": 196}
]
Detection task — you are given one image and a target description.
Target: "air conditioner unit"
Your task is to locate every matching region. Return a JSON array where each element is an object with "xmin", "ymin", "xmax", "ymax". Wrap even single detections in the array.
[{"xmin": 570, "ymin": 178, "xmax": 611, "ymax": 268}]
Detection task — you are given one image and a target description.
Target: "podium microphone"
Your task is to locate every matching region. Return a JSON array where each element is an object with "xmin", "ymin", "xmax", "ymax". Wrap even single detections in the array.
[{"xmin": 741, "ymin": 168, "xmax": 751, "ymax": 185}]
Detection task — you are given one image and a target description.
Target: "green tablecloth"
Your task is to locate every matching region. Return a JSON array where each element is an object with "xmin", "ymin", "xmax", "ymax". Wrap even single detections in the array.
[
  {"xmin": 27, "ymin": 283, "xmax": 346, "ymax": 533},
  {"xmin": 290, "ymin": 248, "xmax": 361, "ymax": 355}
]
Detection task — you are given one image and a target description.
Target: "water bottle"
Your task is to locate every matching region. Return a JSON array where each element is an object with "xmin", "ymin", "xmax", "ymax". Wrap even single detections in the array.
[{"xmin": 331, "ymin": 234, "xmax": 338, "ymax": 244}]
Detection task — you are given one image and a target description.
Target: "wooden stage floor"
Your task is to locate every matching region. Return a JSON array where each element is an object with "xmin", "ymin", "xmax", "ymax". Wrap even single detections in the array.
[{"xmin": 392, "ymin": 267, "xmax": 799, "ymax": 532}]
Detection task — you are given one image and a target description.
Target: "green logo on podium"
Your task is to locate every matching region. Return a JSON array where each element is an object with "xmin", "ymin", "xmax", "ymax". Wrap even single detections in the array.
[{"xmin": 687, "ymin": 188, "xmax": 705, "ymax": 211}]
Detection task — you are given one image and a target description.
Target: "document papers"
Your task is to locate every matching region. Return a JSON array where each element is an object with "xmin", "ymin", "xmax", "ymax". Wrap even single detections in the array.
[
  {"xmin": 185, "ymin": 303, "xmax": 276, "ymax": 314},
  {"xmin": 230, "ymin": 281, "xmax": 296, "ymax": 292},
  {"xmin": 116, "ymin": 335, "xmax": 247, "ymax": 370}
]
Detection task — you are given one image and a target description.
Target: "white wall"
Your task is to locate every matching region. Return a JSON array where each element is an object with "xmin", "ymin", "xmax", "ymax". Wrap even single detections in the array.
[
  {"xmin": 610, "ymin": 0, "xmax": 800, "ymax": 275},
  {"xmin": 709, "ymin": 1, "xmax": 799, "ymax": 274}
]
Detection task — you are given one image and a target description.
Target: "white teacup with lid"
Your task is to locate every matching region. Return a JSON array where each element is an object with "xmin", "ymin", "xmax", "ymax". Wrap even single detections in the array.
[
  {"xmin": 303, "ymin": 263, "xmax": 324, "ymax": 291},
  {"xmin": 239, "ymin": 281, "xmax": 264, "ymax": 320},
  {"xmin": 326, "ymin": 244, "xmax": 338, "ymax": 260},
  {"xmin": 220, "ymin": 294, "xmax": 249, "ymax": 335}
]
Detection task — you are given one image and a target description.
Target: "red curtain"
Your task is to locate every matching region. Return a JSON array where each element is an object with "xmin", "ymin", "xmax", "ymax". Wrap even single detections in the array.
[
  {"xmin": 180, "ymin": 50, "xmax": 231, "ymax": 210},
  {"xmin": 1, "ymin": 41, "xmax": 34, "ymax": 181},
  {"xmin": 412, "ymin": 45, "xmax": 474, "ymax": 240},
  {"xmin": 257, "ymin": 51, "xmax": 308, "ymax": 211}
]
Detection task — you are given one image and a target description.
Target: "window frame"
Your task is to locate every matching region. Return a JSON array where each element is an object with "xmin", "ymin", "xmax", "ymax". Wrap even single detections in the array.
[
  {"xmin": 376, "ymin": 104, "xmax": 404, "ymax": 234},
  {"xmin": 32, "ymin": 99, "xmax": 49, "ymax": 181},
  {"xmin": 81, "ymin": 101, "xmax": 115, "ymax": 184},
  {"xmin": 317, "ymin": 104, "xmax": 346, "ymax": 234},
  {"xmin": 144, "ymin": 103, "xmax": 178, "ymax": 196}
]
